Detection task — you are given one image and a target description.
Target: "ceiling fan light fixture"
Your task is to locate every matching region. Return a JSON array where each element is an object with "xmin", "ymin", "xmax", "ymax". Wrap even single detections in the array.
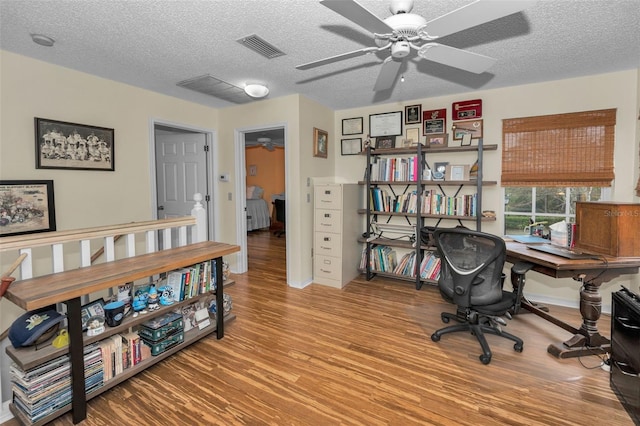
[
  {"xmin": 244, "ymin": 83, "xmax": 269, "ymax": 98},
  {"xmin": 257, "ymin": 137, "xmax": 271, "ymax": 143}
]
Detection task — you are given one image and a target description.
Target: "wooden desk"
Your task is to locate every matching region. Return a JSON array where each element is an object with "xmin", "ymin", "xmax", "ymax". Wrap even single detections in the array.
[{"xmin": 505, "ymin": 241, "xmax": 640, "ymax": 358}]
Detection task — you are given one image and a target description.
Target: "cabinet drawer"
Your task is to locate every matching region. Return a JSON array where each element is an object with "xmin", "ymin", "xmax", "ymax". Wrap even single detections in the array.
[
  {"xmin": 314, "ymin": 232, "xmax": 342, "ymax": 257},
  {"xmin": 314, "ymin": 255, "xmax": 342, "ymax": 280},
  {"xmin": 315, "ymin": 185, "xmax": 342, "ymax": 209},
  {"xmin": 315, "ymin": 209, "xmax": 341, "ymax": 231}
]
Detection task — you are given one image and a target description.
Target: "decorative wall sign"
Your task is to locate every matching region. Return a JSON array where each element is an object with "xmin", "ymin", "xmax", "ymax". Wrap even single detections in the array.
[
  {"xmin": 0, "ymin": 180, "xmax": 56, "ymax": 237},
  {"xmin": 452, "ymin": 119, "xmax": 483, "ymax": 140},
  {"xmin": 35, "ymin": 117, "xmax": 115, "ymax": 171},
  {"xmin": 422, "ymin": 108, "xmax": 446, "ymax": 135},
  {"xmin": 452, "ymin": 99, "xmax": 482, "ymax": 120}
]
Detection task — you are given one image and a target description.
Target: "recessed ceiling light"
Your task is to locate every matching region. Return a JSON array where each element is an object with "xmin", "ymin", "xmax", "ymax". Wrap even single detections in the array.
[
  {"xmin": 31, "ymin": 34, "xmax": 55, "ymax": 47},
  {"xmin": 244, "ymin": 83, "xmax": 269, "ymax": 99}
]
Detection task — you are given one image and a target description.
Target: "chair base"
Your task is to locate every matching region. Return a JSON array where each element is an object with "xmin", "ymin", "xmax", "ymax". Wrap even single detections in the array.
[{"xmin": 431, "ymin": 312, "xmax": 524, "ymax": 364}]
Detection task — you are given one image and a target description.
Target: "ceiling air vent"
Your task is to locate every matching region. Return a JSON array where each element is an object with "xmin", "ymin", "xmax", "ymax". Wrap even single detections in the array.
[
  {"xmin": 237, "ymin": 34, "xmax": 285, "ymax": 59},
  {"xmin": 176, "ymin": 74, "xmax": 251, "ymax": 104}
]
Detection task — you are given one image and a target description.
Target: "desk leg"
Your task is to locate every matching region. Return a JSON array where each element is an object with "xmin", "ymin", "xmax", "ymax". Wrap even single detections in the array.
[
  {"xmin": 65, "ymin": 297, "xmax": 87, "ymax": 423},
  {"xmin": 215, "ymin": 257, "xmax": 224, "ymax": 339},
  {"xmin": 547, "ymin": 277, "xmax": 611, "ymax": 359}
]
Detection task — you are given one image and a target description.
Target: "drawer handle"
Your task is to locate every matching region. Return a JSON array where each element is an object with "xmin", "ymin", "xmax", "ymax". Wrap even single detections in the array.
[
  {"xmin": 323, "ymin": 237, "xmax": 331, "ymax": 241},
  {"xmin": 320, "ymin": 268, "xmax": 331, "ymax": 273},
  {"xmin": 320, "ymin": 246, "xmax": 330, "ymax": 250},
  {"xmin": 324, "ymin": 213, "xmax": 331, "ymax": 218},
  {"xmin": 615, "ymin": 317, "xmax": 640, "ymax": 331},
  {"xmin": 323, "ymin": 259, "xmax": 331, "ymax": 265},
  {"xmin": 324, "ymin": 190, "xmax": 331, "ymax": 194}
]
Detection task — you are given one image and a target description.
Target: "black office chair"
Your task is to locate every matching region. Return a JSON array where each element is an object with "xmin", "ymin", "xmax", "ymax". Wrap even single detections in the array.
[
  {"xmin": 431, "ymin": 228, "xmax": 523, "ymax": 364},
  {"xmin": 273, "ymin": 199, "xmax": 285, "ymax": 237}
]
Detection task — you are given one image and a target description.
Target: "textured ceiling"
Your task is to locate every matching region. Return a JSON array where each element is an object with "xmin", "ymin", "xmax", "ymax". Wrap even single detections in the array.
[{"xmin": 1, "ymin": 0, "xmax": 639, "ymax": 111}]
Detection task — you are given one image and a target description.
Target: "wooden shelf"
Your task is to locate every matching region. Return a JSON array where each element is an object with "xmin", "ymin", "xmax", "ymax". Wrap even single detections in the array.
[
  {"xmin": 359, "ymin": 269, "xmax": 437, "ymax": 286},
  {"xmin": 367, "ymin": 144, "xmax": 497, "ymax": 156},
  {"xmin": 359, "ymin": 180, "xmax": 497, "ymax": 186}
]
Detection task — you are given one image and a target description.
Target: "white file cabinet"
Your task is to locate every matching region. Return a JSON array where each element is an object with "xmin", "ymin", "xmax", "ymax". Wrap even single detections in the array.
[{"xmin": 313, "ymin": 183, "xmax": 360, "ymax": 288}]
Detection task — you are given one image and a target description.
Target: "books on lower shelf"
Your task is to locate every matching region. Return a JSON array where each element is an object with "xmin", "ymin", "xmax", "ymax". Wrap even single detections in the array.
[
  {"xmin": 360, "ymin": 246, "xmax": 441, "ymax": 281},
  {"xmin": 419, "ymin": 252, "xmax": 441, "ymax": 281},
  {"xmin": 10, "ymin": 344, "xmax": 104, "ymax": 424}
]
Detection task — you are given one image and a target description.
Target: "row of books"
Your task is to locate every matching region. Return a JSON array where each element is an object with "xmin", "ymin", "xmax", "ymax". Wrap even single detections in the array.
[
  {"xmin": 162, "ymin": 259, "xmax": 218, "ymax": 303},
  {"xmin": 422, "ymin": 191, "xmax": 477, "ymax": 217},
  {"xmin": 370, "ymin": 156, "xmax": 423, "ymax": 182},
  {"xmin": 99, "ymin": 332, "xmax": 151, "ymax": 382},
  {"xmin": 369, "ymin": 188, "xmax": 420, "ymax": 213},
  {"xmin": 359, "ymin": 245, "xmax": 398, "ymax": 273},
  {"xmin": 419, "ymin": 252, "xmax": 441, "ymax": 281},
  {"xmin": 11, "ymin": 345, "xmax": 103, "ymax": 423}
]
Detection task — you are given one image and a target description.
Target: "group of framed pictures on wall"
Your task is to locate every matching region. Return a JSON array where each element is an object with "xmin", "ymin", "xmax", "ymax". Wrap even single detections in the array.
[{"xmin": 339, "ymin": 99, "xmax": 484, "ymax": 153}]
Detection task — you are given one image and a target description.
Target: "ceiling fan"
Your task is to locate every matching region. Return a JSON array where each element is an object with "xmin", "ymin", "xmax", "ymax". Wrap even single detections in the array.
[
  {"xmin": 296, "ymin": 0, "xmax": 534, "ymax": 91},
  {"xmin": 257, "ymin": 137, "xmax": 275, "ymax": 151}
]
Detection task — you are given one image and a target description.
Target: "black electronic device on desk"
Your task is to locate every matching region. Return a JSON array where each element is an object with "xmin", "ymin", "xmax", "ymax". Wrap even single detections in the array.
[{"xmin": 611, "ymin": 286, "xmax": 640, "ymax": 425}]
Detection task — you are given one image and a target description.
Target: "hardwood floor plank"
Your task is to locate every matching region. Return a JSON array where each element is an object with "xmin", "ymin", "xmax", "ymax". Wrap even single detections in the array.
[{"xmin": 2, "ymin": 230, "xmax": 634, "ymax": 425}]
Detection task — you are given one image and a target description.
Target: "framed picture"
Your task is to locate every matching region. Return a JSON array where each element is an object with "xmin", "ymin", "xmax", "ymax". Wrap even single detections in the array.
[
  {"xmin": 426, "ymin": 133, "xmax": 448, "ymax": 147},
  {"xmin": 342, "ymin": 117, "xmax": 363, "ymax": 135},
  {"xmin": 341, "ymin": 138, "xmax": 362, "ymax": 155},
  {"xmin": 369, "ymin": 111, "xmax": 402, "ymax": 137},
  {"xmin": 432, "ymin": 162, "xmax": 449, "ymax": 181},
  {"xmin": 423, "ymin": 118, "xmax": 445, "ymax": 135},
  {"xmin": 453, "ymin": 119, "xmax": 483, "ymax": 140},
  {"xmin": 375, "ymin": 136, "xmax": 395, "ymax": 149},
  {"xmin": 35, "ymin": 117, "xmax": 115, "ymax": 171},
  {"xmin": 0, "ymin": 180, "xmax": 56, "ymax": 237},
  {"xmin": 423, "ymin": 108, "xmax": 446, "ymax": 135},
  {"xmin": 405, "ymin": 127, "xmax": 421, "ymax": 145},
  {"xmin": 446, "ymin": 164, "xmax": 470, "ymax": 181},
  {"xmin": 80, "ymin": 298, "xmax": 105, "ymax": 331},
  {"xmin": 405, "ymin": 105, "xmax": 422, "ymax": 124},
  {"xmin": 313, "ymin": 127, "xmax": 328, "ymax": 158}
]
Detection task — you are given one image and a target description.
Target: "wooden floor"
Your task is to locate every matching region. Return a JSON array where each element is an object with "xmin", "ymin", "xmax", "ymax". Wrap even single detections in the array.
[{"xmin": 3, "ymin": 230, "xmax": 634, "ymax": 425}]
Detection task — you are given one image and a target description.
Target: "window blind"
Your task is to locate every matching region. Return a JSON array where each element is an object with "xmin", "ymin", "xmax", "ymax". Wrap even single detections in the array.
[{"xmin": 501, "ymin": 109, "xmax": 616, "ymax": 187}]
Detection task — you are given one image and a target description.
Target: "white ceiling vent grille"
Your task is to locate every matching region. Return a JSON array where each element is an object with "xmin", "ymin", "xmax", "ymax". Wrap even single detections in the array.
[
  {"xmin": 237, "ymin": 34, "xmax": 285, "ymax": 59},
  {"xmin": 176, "ymin": 74, "xmax": 252, "ymax": 104}
]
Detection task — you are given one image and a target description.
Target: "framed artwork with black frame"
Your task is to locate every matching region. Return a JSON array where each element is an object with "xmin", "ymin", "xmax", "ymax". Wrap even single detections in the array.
[
  {"xmin": 369, "ymin": 111, "xmax": 402, "ymax": 138},
  {"xmin": 35, "ymin": 117, "xmax": 115, "ymax": 171},
  {"xmin": 342, "ymin": 117, "xmax": 363, "ymax": 135},
  {"xmin": 80, "ymin": 298, "xmax": 105, "ymax": 331},
  {"xmin": 404, "ymin": 105, "xmax": 422, "ymax": 124},
  {"xmin": 0, "ymin": 180, "xmax": 56, "ymax": 237},
  {"xmin": 341, "ymin": 138, "xmax": 362, "ymax": 155},
  {"xmin": 375, "ymin": 136, "xmax": 395, "ymax": 149}
]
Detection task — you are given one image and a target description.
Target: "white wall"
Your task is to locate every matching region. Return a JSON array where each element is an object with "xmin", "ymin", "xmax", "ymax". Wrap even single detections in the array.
[{"xmin": 332, "ymin": 69, "xmax": 640, "ymax": 308}]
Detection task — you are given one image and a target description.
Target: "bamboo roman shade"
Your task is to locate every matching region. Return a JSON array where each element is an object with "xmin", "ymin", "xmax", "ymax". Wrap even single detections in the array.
[{"xmin": 501, "ymin": 109, "xmax": 616, "ymax": 187}]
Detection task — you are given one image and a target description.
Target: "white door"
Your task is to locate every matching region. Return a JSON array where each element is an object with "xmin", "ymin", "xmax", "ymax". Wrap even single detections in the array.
[{"xmin": 155, "ymin": 132, "xmax": 209, "ymax": 244}]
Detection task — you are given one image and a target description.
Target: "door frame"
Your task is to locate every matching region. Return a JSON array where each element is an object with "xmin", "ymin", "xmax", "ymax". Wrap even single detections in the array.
[
  {"xmin": 149, "ymin": 118, "xmax": 218, "ymax": 241},
  {"xmin": 234, "ymin": 123, "xmax": 289, "ymax": 282}
]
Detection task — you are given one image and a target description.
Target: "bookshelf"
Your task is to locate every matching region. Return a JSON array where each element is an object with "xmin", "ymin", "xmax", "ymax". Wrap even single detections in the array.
[
  {"xmin": 4, "ymin": 241, "xmax": 239, "ymax": 426},
  {"xmin": 359, "ymin": 142, "xmax": 496, "ymax": 289}
]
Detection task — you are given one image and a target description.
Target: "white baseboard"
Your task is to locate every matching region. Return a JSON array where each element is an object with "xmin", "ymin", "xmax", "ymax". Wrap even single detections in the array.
[
  {"xmin": 288, "ymin": 278, "xmax": 312, "ymax": 289},
  {"xmin": 1, "ymin": 400, "xmax": 13, "ymax": 423}
]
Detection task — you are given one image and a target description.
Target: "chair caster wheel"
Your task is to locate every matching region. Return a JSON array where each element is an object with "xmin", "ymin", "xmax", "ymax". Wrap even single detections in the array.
[
  {"xmin": 431, "ymin": 333, "xmax": 440, "ymax": 342},
  {"xmin": 480, "ymin": 355, "xmax": 491, "ymax": 365},
  {"xmin": 441, "ymin": 314, "xmax": 450, "ymax": 323},
  {"xmin": 514, "ymin": 343, "xmax": 523, "ymax": 352}
]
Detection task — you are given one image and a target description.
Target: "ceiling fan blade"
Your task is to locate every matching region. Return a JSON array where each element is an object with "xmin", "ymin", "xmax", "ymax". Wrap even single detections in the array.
[
  {"xmin": 296, "ymin": 47, "xmax": 378, "ymax": 70},
  {"xmin": 419, "ymin": 43, "xmax": 497, "ymax": 74},
  {"xmin": 422, "ymin": 0, "xmax": 536, "ymax": 39},
  {"xmin": 320, "ymin": 0, "xmax": 394, "ymax": 35},
  {"xmin": 373, "ymin": 57, "xmax": 402, "ymax": 92}
]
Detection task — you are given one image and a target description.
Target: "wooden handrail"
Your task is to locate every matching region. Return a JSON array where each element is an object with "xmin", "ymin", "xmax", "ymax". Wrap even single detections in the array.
[
  {"xmin": 0, "ymin": 217, "xmax": 195, "ymax": 252},
  {"xmin": 90, "ymin": 234, "xmax": 124, "ymax": 264}
]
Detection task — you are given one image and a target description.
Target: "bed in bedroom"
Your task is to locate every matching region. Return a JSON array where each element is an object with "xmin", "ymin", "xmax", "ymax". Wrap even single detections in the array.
[{"xmin": 246, "ymin": 186, "xmax": 271, "ymax": 231}]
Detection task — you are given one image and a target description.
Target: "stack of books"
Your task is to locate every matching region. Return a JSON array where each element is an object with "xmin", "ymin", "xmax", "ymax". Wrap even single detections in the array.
[{"xmin": 10, "ymin": 344, "xmax": 103, "ymax": 423}]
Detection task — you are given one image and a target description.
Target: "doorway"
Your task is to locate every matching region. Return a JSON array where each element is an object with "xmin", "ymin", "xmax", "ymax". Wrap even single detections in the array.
[
  {"xmin": 234, "ymin": 123, "xmax": 289, "ymax": 282},
  {"xmin": 150, "ymin": 120, "xmax": 217, "ymax": 243}
]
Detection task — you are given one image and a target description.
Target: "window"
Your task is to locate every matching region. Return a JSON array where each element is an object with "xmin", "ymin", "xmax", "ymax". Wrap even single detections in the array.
[
  {"xmin": 502, "ymin": 109, "xmax": 616, "ymax": 234},
  {"xmin": 504, "ymin": 186, "xmax": 607, "ymax": 234}
]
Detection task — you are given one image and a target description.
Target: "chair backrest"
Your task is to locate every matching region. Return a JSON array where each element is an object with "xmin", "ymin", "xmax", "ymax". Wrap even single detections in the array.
[
  {"xmin": 434, "ymin": 228, "xmax": 506, "ymax": 308},
  {"xmin": 274, "ymin": 199, "xmax": 285, "ymax": 223}
]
